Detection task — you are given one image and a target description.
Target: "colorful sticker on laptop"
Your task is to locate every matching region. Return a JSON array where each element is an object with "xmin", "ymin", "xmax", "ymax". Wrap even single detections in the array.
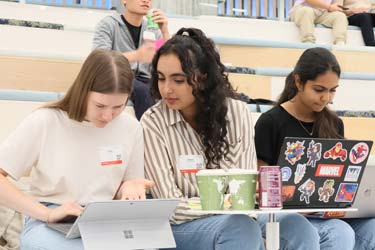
[
  {"xmin": 344, "ymin": 166, "xmax": 362, "ymax": 182},
  {"xmin": 322, "ymin": 211, "xmax": 346, "ymax": 218},
  {"xmin": 285, "ymin": 140, "xmax": 305, "ymax": 165},
  {"xmin": 335, "ymin": 183, "xmax": 358, "ymax": 202},
  {"xmin": 318, "ymin": 179, "xmax": 335, "ymax": 203},
  {"xmin": 282, "ymin": 185, "xmax": 296, "ymax": 202},
  {"xmin": 315, "ymin": 164, "xmax": 344, "ymax": 177},
  {"xmin": 349, "ymin": 143, "xmax": 369, "ymax": 164},
  {"xmin": 298, "ymin": 178, "xmax": 316, "ymax": 204},
  {"xmin": 281, "ymin": 167, "xmax": 292, "ymax": 182},
  {"xmin": 323, "ymin": 142, "xmax": 347, "ymax": 161},
  {"xmin": 307, "ymin": 140, "xmax": 322, "ymax": 168},
  {"xmin": 294, "ymin": 163, "xmax": 306, "ymax": 184}
]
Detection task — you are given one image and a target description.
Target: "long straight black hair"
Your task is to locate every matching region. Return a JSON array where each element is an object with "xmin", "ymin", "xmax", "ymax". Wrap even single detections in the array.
[{"xmin": 278, "ymin": 47, "xmax": 343, "ymax": 138}]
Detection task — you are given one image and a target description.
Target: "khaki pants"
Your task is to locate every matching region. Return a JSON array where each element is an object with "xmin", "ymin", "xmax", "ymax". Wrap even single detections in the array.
[{"xmin": 290, "ymin": 5, "xmax": 348, "ymax": 44}]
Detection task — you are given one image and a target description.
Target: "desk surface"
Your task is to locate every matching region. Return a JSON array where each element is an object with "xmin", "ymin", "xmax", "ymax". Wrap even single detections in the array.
[{"xmin": 189, "ymin": 207, "xmax": 358, "ymax": 215}]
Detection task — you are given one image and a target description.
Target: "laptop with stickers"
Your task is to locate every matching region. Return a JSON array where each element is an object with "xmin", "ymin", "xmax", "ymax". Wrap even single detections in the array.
[
  {"xmin": 47, "ymin": 199, "xmax": 179, "ymax": 250},
  {"xmin": 278, "ymin": 137, "xmax": 373, "ymax": 209}
]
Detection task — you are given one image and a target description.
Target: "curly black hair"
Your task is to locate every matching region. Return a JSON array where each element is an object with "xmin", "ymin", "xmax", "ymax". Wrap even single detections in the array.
[{"xmin": 150, "ymin": 27, "xmax": 237, "ymax": 168}]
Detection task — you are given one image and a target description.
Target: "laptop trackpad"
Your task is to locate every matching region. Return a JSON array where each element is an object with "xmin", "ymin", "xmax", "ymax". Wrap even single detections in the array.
[{"xmin": 79, "ymin": 219, "xmax": 176, "ymax": 250}]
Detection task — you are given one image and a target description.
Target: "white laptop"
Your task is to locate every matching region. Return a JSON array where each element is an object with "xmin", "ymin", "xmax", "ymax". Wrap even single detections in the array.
[
  {"xmin": 47, "ymin": 199, "xmax": 179, "ymax": 250},
  {"xmin": 344, "ymin": 155, "xmax": 375, "ymax": 218}
]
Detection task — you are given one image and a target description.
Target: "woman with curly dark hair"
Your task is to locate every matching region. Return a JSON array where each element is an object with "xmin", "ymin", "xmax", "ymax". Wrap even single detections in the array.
[{"xmin": 140, "ymin": 27, "xmax": 264, "ymax": 250}]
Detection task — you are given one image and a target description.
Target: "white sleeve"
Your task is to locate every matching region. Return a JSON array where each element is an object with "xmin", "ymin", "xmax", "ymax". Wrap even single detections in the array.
[
  {"xmin": 123, "ymin": 124, "xmax": 145, "ymax": 180},
  {"xmin": 0, "ymin": 110, "xmax": 45, "ymax": 180}
]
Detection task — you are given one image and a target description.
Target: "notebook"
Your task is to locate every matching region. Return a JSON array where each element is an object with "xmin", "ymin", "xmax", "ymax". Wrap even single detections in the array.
[
  {"xmin": 47, "ymin": 199, "xmax": 179, "ymax": 250},
  {"xmin": 278, "ymin": 137, "xmax": 373, "ymax": 209}
]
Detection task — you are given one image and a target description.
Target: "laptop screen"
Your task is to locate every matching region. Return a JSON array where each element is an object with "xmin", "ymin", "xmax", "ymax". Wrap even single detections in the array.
[{"xmin": 278, "ymin": 137, "xmax": 373, "ymax": 209}]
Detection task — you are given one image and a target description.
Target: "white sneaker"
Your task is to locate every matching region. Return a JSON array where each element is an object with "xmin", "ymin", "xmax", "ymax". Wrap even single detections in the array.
[{"xmin": 335, "ymin": 41, "xmax": 346, "ymax": 46}]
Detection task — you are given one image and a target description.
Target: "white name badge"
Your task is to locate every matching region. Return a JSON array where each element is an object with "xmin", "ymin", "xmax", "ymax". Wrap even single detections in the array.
[
  {"xmin": 98, "ymin": 145, "xmax": 124, "ymax": 167},
  {"xmin": 177, "ymin": 155, "xmax": 205, "ymax": 173}
]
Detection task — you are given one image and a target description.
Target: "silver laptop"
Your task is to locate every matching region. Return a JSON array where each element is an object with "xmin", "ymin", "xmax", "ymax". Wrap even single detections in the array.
[
  {"xmin": 47, "ymin": 199, "xmax": 179, "ymax": 250},
  {"xmin": 344, "ymin": 155, "xmax": 375, "ymax": 218}
]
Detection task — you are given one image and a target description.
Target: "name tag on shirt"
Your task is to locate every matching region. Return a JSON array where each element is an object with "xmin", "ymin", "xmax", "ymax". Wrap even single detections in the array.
[
  {"xmin": 177, "ymin": 155, "xmax": 205, "ymax": 173},
  {"xmin": 99, "ymin": 145, "xmax": 124, "ymax": 167}
]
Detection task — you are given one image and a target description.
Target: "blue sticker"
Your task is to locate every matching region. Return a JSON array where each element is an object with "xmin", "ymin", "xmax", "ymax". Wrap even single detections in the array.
[
  {"xmin": 335, "ymin": 183, "xmax": 358, "ymax": 202},
  {"xmin": 281, "ymin": 167, "xmax": 292, "ymax": 182}
]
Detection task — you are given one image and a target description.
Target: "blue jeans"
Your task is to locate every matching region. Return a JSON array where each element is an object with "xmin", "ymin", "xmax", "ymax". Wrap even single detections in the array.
[
  {"xmin": 131, "ymin": 76, "xmax": 155, "ymax": 120},
  {"xmin": 258, "ymin": 214, "xmax": 356, "ymax": 250},
  {"xmin": 170, "ymin": 214, "xmax": 264, "ymax": 250},
  {"xmin": 308, "ymin": 218, "xmax": 355, "ymax": 250},
  {"xmin": 258, "ymin": 213, "xmax": 320, "ymax": 250},
  {"xmin": 20, "ymin": 216, "xmax": 84, "ymax": 250},
  {"xmin": 345, "ymin": 218, "xmax": 375, "ymax": 250}
]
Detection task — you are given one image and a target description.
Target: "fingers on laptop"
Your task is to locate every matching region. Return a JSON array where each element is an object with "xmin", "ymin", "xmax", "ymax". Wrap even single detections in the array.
[{"xmin": 47, "ymin": 202, "xmax": 83, "ymax": 223}]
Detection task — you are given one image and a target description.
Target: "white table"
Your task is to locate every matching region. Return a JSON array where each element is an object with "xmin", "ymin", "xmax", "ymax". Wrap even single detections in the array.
[{"xmin": 190, "ymin": 208, "xmax": 358, "ymax": 250}]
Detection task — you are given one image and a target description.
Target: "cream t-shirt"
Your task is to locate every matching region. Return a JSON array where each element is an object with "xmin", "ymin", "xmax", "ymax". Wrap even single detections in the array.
[{"xmin": 0, "ymin": 108, "xmax": 144, "ymax": 205}]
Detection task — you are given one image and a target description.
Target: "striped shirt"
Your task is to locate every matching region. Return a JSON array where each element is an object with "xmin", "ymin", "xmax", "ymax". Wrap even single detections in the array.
[{"xmin": 141, "ymin": 98, "xmax": 257, "ymax": 225}]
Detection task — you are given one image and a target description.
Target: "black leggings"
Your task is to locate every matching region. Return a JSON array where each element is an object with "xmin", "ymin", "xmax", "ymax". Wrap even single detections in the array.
[{"xmin": 348, "ymin": 13, "xmax": 375, "ymax": 46}]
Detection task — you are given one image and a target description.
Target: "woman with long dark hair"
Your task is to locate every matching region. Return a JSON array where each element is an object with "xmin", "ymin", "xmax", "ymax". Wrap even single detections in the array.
[
  {"xmin": 255, "ymin": 47, "xmax": 375, "ymax": 249},
  {"xmin": 141, "ymin": 27, "xmax": 328, "ymax": 250},
  {"xmin": 141, "ymin": 27, "xmax": 264, "ymax": 250}
]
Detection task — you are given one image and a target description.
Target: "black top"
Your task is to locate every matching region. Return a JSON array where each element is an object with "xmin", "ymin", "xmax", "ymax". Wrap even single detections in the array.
[
  {"xmin": 121, "ymin": 15, "xmax": 141, "ymax": 48},
  {"xmin": 254, "ymin": 105, "xmax": 344, "ymax": 165}
]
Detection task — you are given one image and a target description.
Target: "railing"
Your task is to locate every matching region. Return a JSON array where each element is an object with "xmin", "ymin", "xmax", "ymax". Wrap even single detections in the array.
[
  {"xmin": 217, "ymin": 0, "xmax": 294, "ymax": 20},
  {"xmin": 23, "ymin": 0, "xmax": 118, "ymax": 9},
  {"xmin": 3, "ymin": 0, "xmax": 294, "ymax": 20}
]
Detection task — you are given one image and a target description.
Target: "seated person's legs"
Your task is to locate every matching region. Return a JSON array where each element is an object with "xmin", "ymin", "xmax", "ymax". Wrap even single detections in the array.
[
  {"xmin": 317, "ymin": 11, "xmax": 348, "ymax": 45},
  {"xmin": 308, "ymin": 218, "xmax": 355, "ymax": 250},
  {"xmin": 290, "ymin": 6, "xmax": 316, "ymax": 43},
  {"xmin": 130, "ymin": 76, "xmax": 156, "ymax": 120},
  {"xmin": 348, "ymin": 13, "xmax": 375, "ymax": 46},
  {"xmin": 171, "ymin": 214, "xmax": 264, "ymax": 250},
  {"xmin": 344, "ymin": 218, "xmax": 375, "ymax": 250},
  {"xmin": 258, "ymin": 213, "xmax": 320, "ymax": 250},
  {"xmin": 20, "ymin": 216, "xmax": 83, "ymax": 250}
]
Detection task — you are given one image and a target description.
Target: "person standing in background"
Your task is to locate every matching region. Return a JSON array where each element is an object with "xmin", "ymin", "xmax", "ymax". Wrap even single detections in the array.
[
  {"xmin": 93, "ymin": 0, "xmax": 170, "ymax": 120},
  {"xmin": 290, "ymin": 0, "xmax": 348, "ymax": 45}
]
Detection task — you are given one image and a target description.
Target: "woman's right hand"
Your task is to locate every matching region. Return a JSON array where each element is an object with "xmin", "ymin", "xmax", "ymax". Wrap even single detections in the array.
[{"xmin": 46, "ymin": 202, "xmax": 84, "ymax": 223}]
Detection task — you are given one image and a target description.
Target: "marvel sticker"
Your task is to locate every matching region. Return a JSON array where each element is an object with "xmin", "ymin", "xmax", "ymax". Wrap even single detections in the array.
[
  {"xmin": 294, "ymin": 163, "xmax": 306, "ymax": 184},
  {"xmin": 298, "ymin": 178, "xmax": 315, "ymax": 204},
  {"xmin": 315, "ymin": 164, "xmax": 344, "ymax": 178},
  {"xmin": 285, "ymin": 140, "xmax": 305, "ymax": 165},
  {"xmin": 323, "ymin": 142, "xmax": 347, "ymax": 161},
  {"xmin": 335, "ymin": 183, "xmax": 358, "ymax": 202},
  {"xmin": 344, "ymin": 166, "xmax": 362, "ymax": 182},
  {"xmin": 349, "ymin": 142, "xmax": 369, "ymax": 164},
  {"xmin": 281, "ymin": 167, "xmax": 292, "ymax": 182},
  {"xmin": 307, "ymin": 140, "xmax": 322, "ymax": 168},
  {"xmin": 318, "ymin": 179, "xmax": 335, "ymax": 203}
]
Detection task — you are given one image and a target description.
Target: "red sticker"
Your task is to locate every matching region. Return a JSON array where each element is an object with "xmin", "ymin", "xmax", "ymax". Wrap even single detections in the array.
[
  {"xmin": 315, "ymin": 164, "xmax": 344, "ymax": 177},
  {"xmin": 349, "ymin": 143, "xmax": 369, "ymax": 164},
  {"xmin": 323, "ymin": 142, "xmax": 347, "ymax": 162}
]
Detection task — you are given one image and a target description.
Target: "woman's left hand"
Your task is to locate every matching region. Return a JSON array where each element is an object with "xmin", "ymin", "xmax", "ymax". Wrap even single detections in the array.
[{"xmin": 119, "ymin": 178, "xmax": 155, "ymax": 200}]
